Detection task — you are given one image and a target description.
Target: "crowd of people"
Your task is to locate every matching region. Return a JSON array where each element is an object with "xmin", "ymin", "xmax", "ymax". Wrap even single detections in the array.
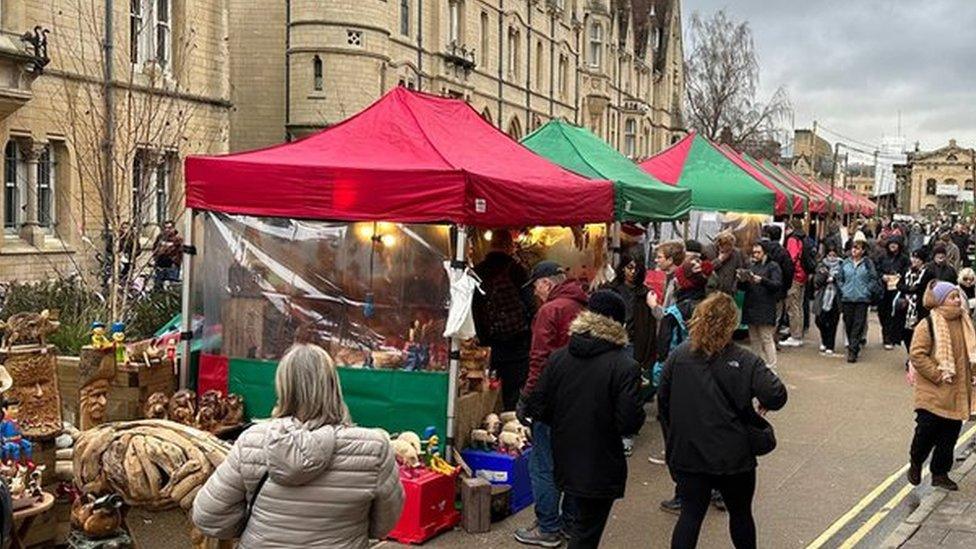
[{"xmin": 188, "ymin": 215, "xmax": 976, "ymax": 548}]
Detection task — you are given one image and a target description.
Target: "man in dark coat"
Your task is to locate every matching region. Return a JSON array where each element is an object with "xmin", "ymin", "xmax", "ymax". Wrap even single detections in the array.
[
  {"xmin": 762, "ymin": 225, "xmax": 793, "ymax": 335},
  {"xmin": 876, "ymin": 236, "xmax": 910, "ymax": 349},
  {"xmin": 740, "ymin": 242, "xmax": 783, "ymax": 369},
  {"xmin": 516, "ymin": 260, "xmax": 588, "ymax": 547},
  {"xmin": 472, "ymin": 230, "xmax": 533, "ymax": 410},
  {"xmin": 526, "ymin": 290, "xmax": 645, "ymax": 549}
]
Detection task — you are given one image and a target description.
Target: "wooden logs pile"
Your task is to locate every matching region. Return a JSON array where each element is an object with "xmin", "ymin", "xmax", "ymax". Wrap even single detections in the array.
[{"xmin": 73, "ymin": 419, "xmax": 230, "ymax": 512}]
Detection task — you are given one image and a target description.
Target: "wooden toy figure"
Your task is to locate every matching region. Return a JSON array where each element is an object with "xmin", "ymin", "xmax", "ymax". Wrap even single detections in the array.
[
  {"xmin": 110, "ymin": 322, "xmax": 126, "ymax": 364},
  {"xmin": 90, "ymin": 322, "xmax": 110, "ymax": 349},
  {"xmin": 0, "ymin": 399, "xmax": 33, "ymax": 466}
]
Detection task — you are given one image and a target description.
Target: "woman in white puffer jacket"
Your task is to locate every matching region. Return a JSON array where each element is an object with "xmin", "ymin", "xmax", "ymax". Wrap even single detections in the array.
[{"xmin": 192, "ymin": 344, "xmax": 404, "ymax": 548}]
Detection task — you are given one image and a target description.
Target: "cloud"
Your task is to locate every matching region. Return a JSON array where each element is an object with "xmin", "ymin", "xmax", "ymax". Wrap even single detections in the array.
[{"xmin": 682, "ymin": 0, "xmax": 976, "ymax": 150}]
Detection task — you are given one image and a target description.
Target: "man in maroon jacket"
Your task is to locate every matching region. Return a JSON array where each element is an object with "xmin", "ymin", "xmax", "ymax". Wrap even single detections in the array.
[{"xmin": 515, "ymin": 260, "xmax": 588, "ymax": 547}]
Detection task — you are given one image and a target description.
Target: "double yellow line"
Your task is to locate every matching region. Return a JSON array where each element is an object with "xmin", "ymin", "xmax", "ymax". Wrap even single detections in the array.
[{"xmin": 806, "ymin": 422, "xmax": 976, "ymax": 549}]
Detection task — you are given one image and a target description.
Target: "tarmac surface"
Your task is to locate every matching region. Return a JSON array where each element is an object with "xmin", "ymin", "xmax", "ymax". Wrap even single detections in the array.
[{"xmin": 385, "ymin": 317, "xmax": 962, "ymax": 548}]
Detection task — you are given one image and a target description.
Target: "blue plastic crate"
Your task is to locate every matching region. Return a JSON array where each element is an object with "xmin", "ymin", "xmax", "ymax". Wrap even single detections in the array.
[{"xmin": 461, "ymin": 447, "xmax": 534, "ymax": 514}]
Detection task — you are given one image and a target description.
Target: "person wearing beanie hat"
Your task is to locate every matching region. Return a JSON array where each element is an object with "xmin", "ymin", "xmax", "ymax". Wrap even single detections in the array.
[
  {"xmin": 907, "ymin": 280, "xmax": 976, "ymax": 491},
  {"xmin": 524, "ymin": 290, "xmax": 645, "ymax": 548},
  {"xmin": 835, "ymin": 240, "xmax": 881, "ymax": 363}
]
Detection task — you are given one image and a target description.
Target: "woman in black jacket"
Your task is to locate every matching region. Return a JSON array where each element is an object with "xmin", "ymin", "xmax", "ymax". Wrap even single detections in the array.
[
  {"xmin": 658, "ymin": 293, "xmax": 788, "ymax": 549},
  {"xmin": 877, "ymin": 237, "xmax": 911, "ymax": 349}
]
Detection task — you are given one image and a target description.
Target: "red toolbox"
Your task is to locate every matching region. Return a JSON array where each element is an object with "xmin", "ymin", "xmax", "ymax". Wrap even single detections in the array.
[{"xmin": 387, "ymin": 469, "xmax": 460, "ymax": 544}]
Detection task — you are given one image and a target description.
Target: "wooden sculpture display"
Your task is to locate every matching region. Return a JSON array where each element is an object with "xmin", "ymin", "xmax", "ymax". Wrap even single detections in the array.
[
  {"xmin": 77, "ymin": 345, "xmax": 117, "ymax": 430},
  {"xmin": 0, "ymin": 311, "xmax": 63, "ymax": 439},
  {"xmin": 0, "ymin": 309, "xmax": 60, "ymax": 350},
  {"xmin": 144, "ymin": 390, "xmax": 246, "ymax": 435}
]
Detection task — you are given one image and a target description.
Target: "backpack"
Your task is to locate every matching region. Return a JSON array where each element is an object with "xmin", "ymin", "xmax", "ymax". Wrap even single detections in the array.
[
  {"xmin": 799, "ymin": 236, "xmax": 818, "ymax": 275},
  {"xmin": 483, "ymin": 265, "xmax": 528, "ymax": 339},
  {"xmin": 652, "ymin": 304, "xmax": 688, "ymax": 387}
]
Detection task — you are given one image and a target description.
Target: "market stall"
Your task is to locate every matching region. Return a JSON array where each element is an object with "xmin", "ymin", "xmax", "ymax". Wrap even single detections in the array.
[{"xmin": 181, "ymin": 87, "xmax": 614, "ymax": 458}]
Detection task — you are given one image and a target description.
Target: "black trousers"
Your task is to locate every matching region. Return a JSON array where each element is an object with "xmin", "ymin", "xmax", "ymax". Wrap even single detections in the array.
[
  {"xmin": 565, "ymin": 495, "xmax": 614, "ymax": 549},
  {"xmin": 878, "ymin": 291, "xmax": 908, "ymax": 346},
  {"xmin": 672, "ymin": 469, "xmax": 757, "ymax": 549},
  {"xmin": 910, "ymin": 409, "xmax": 962, "ymax": 475},
  {"xmin": 815, "ymin": 307, "xmax": 841, "ymax": 351},
  {"xmin": 489, "ymin": 334, "xmax": 530, "ymax": 410},
  {"xmin": 842, "ymin": 302, "xmax": 869, "ymax": 355},
  {"xmin": 902, "ymin": 325, "xmax": 916, "ymax": 353}
]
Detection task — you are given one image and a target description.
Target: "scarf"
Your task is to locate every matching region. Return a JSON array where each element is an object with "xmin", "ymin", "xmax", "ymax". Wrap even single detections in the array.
[
  {"xmin": 930, "ymin": 305, "xmax": 976, "ymax": 382},
  {"xmin": 820, "ymin": 257, "xmax": 841, "ymax": 312}
]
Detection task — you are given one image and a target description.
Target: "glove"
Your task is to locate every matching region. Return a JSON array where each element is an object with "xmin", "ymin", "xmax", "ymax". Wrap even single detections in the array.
[{"xmin": 515, "ymin": 396, "xmax": 531, "ymax": 425}]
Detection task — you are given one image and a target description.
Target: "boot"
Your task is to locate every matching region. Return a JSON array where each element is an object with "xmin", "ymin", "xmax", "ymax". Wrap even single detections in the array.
[
  {"xmin": 932, "ymin": 474, "xmax": 959, "ymax": 491},
  {"xmin": 907, "ymin": 463, "xmax": 921, "ymax": 486}
]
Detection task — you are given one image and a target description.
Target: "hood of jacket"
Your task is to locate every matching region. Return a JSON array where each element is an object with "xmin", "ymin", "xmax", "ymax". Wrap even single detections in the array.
[
  {"xmin": 567, "ymin": 310, "xmax": 628, "ymax": 358},
  {"xmin": 263, "ymin": 418, "xmax": 337, "ymax": 486},
  {"xmin": 547, "ymin": 279, "xmax": 588, "ymax": 306}
]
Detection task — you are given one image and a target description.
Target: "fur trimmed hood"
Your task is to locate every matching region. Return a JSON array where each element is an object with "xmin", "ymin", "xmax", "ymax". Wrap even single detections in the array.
[{"xmin": 569, "ymin": 311, "xmax": 629, "ymax": 347}]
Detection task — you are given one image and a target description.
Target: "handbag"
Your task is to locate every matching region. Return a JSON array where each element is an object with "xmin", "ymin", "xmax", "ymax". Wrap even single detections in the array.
[{"xmin": 709, "ymin": 364, "xmax": 777, "ymax": 457}]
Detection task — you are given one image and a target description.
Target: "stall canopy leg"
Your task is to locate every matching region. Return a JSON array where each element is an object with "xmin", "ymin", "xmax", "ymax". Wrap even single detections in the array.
[
  {"xmin": 611, "ymin": 221, "xmax": 622, "ymax": 267},
  {"xmin": 446, "ymin": 224, "xmax": 467, "ymax": 463},
  {"xmin": 179, "ymin": 208, "xmax": 196, "ymax": 389}
]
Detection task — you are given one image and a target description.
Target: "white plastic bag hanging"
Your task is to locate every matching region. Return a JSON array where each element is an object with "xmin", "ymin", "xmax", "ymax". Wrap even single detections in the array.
[{"xmin": 443, "ymin": 261, "xmax": 481, "ymax": 339}]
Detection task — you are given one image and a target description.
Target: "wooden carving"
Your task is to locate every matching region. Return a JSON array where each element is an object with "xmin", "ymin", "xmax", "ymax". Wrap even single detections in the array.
[
  {"xmin": 77, "ymin": 346, "xmax": 117, "ymax": 431},
  {"xmin": 0, "ymin": 309, "xmax": 59, "ymax": 350},
  {"xmin": 2, "ymin": 346, "xmax": 63, "ymax": 438}
]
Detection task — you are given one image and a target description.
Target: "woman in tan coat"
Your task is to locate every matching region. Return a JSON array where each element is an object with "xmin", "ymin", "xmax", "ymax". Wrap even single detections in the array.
[
  {"xmin": 908, "ymin": 280, "xmax": 976, "ymax": 491},
  {"xmin": 192, "ymin": 344, "xmax": 404, "ymax": 548}
]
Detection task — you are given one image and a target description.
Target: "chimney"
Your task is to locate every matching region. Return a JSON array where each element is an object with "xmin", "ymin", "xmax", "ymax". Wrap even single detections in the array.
[{"xmin": 950, "ymin": 138, "xmax": 957, "ymax": 148}]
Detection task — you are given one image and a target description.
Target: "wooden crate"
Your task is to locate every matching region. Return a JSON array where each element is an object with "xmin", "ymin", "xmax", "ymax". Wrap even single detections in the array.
[{"xmin": 59, "ymin": 356, "xmax": 177, "ymax": 424}]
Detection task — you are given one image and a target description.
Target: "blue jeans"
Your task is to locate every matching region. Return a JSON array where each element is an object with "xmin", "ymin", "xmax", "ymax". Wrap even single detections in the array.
[{"xmin": 529, "ymin": 421, "xmax": 576, "ymax": 533}]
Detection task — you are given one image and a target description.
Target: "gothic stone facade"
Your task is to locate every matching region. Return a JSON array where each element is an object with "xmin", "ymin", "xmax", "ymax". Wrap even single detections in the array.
[
  {"xmin": 228, "ymin": 0, "xmax": 685, "ymax": 159},
  {"xmin": 0, "ymin": 0, "xmax": 230, "ymax": 281}
]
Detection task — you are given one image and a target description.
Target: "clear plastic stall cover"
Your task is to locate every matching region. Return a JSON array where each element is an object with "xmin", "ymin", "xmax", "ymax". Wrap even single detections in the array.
[{"xmin": 193, "ymin": 212, "xmax": 453, "ymax": 368}]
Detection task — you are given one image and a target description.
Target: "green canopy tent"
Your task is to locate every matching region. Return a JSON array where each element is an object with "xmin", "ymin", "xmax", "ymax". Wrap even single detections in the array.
[
  {"xmin": 639, "ymin": 132, "xmax": 776, "ymax": 215},
  {"xmin": 522, "ymin": 120, "xmax": 693, "ymax": 221}
]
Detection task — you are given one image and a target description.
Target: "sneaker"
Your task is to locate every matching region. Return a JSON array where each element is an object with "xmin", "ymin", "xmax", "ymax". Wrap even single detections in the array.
[
  {"xmin": 781, "ymin": 337, "xmax": 803, "ymax": 347},
  {"xmin": 514, "ymin": 526, "xmax": 564, "ymax": 547},
  {"xmin": 907, "ymin": 463, "xmax": 921, "ymax": 486},
  {"xmin": 932, "ymin": 474, "xmax": 959, "ymax": 491},
  {"xmin": 711, "ymin": 490, "xmax": 726, "ymax": 511},
  {"xmin": 847, "ymin": 350, "xmax": 857, "ymax": 363},
  {"xmin": 819, "ymin": 344, "xmax": 827, "ymax": 352},
  {"xmin": 824, "ymin": 349, "xmax": 835, "ymax": 356},
  {"xmin": 884, "ymin": 344, "xmax": 894, "ymax": 350},
  {"xmin": 660, "ymin": 497, "xmax": 682, "ymax": 515}
]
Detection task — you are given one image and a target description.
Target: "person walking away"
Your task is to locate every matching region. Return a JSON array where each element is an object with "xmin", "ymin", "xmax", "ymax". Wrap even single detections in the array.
[
  {"xmin": 950, "ymin": 223, "xmax": 972, "ymax": 265},
  {"xmin": 958, "ymin": 268, "xmax": 976, "ymax": 310},
  {"xmin": 836, "ymin": 240, "xmax": 881, "ymax": 363},
  {"xmin": 525, "ymin": 290, "xmax": 645, "ymax": 549},
  {"xmin": 192, "ymin": 344, "xmax": 404, "ymax": 548},
  {"xmin": 940, "ymin": 232, "xmax": 962, "ymax": 272},
  {"xmin": 813, "ymin": 247, "xmax": 843, "ymax": 356},
  {"xmin": 472, "ymin": 230, "xmax": 532, "ymax": 410},
  {"xmin": 740, "ymin": 242, "xmax": 782, "ymax": 369},
  {"xmin": 907, "ymin": 281, "xmax": 976, "ymax": 491},
  {"xmin": 657, "ymin": 259, "xmax": 724, "ymax": 514},
  {"xmin": 782, "ymin": 220, "xmax": 813, "ymax": 347},
  {"xmin": 927, "ymin": 245, "xmax": 958, "ymax": 284},
  {"xmin": 515, "ymin": 261, "xmax": 587, "ymax": 547},
  {"xmin": 898, "ymin": 249, "xmax": 930, "ymax": 353},
  {"xmin": 878, "ymin": 237, "xmax": 911, "ymax": 350},
  {"xmin": 647, "ymin": 241, "xmax": 687, "ymax": 320},
  {"xmin": 761, "ymin": 225, "xmax": 794, "ymax": 338},
  {"xmin": 658, "ymin": 293, "xmax": 788, "ymax": 549},
  {"xmin": 708, "ymin": 230, "xmax": 747, "ymax": 296}
]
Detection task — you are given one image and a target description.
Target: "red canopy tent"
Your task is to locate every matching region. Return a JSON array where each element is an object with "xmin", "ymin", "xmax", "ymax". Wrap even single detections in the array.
[{"xmin": 186, "ymin": 86, "xmax": 614, "ymax": 227}]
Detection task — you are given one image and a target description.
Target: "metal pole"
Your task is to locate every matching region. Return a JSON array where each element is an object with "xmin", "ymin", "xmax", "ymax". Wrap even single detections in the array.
[
  {"xmin": 830, "ymin": 142, "xmax": 840, "ymax": 219},
  {"xmin": 179, "ymin": 208, "xmax": 196, "ymax": 389},
  {"xmin": 971, "ymin": 148, "xmax": 976, "ymax": 217},
  {"xmin": 611, "ymin": 221, "xmax": 622, "ymax": 266},
  {"xmin": 445, "ymin": 224, "xmax": 467, "ymax": 463}
]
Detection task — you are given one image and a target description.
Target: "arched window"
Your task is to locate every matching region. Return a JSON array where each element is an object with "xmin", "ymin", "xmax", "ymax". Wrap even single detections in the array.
[
  {"xmin": 535, "ymin": 40, "xmax": 544, "ymax": 90},
  {"xmin": 313, "ymin": 55, "xmax": 323, "ymax": 91},
  {"xmin": 37, "ymin": 146, "xmax": 55, "ymax": 228},
  {"xmin": 507, "ymin": 117, "xmax": 522, "ymax": 140},
  {"xmin": 624, "ymin": 118, "xmax": 637, "ymax": 157},
  {"xmin": 480, "ymin": 12, "xmax": 489, "ymax": 67},
  {"xmin": 400, "ymin": 0, "xmax": 410, "ymax": 36},
  {"xmin": 508, "ymin": 28, "xmax": 520, "ymax": 78},
  {"xmin": 481, "ymin": 107, "xmax": 492, "ymax": 126},
  {"xmin": 966, "ymin": 179, "xmax": 974, "ymax": 191},
  {"xmin": 4, "ymin": 141, "xmax": 19, "ymax": 231},
  {"xmin": 926, "ymin": 178, "xmax": 937, "ymax": 195},
  {"xmin": 947, "ymin": 154, "xmax": 958, "ymax": 162},
  {"xmin": 448, "ymin": 0, "xmax": 462, "ymax": 44},
  {"xmin": 588, "ymin": 22, "xmax": 602, "ymax": 68}
]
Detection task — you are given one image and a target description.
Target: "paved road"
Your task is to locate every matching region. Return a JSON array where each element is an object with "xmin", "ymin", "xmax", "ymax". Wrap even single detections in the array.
[{"xmin": 386, "ymin": 317, "xmax": 926, "ymax": 548}]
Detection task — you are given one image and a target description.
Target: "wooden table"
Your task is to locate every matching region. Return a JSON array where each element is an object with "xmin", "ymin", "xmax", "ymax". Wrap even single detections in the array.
[{"xmin": 12, "ymin": 492, "xmax": 55, "ymax": 549}]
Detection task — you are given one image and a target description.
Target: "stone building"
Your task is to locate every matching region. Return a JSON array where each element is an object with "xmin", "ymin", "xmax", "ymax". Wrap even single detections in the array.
[
  {"xmin": 792, "ymin": 128, "xmax": 833, "ymax": 181},
  {"xmin": 844, "ymin": 163, "xmax": 875, "ymax": 200},
  {"xmin": 0, "ymin": 0, "xmax": 230, "ymax": 281},
  {"xmin": 228, "ymin": 0, "xmax": 685, "ymax": 159},
  {"xmin": 896, "ymin": 139, "xmax": 976, "ymax": 215}
]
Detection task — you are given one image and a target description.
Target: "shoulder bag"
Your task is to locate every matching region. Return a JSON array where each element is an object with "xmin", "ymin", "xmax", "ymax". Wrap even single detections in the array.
[
  {"xmin": 709, "ymin": 361, "xmax": 777, "ymax": 457},
  {"xmin": 238, "ymin": 471, "xmax": 270, "ymax": 537}
]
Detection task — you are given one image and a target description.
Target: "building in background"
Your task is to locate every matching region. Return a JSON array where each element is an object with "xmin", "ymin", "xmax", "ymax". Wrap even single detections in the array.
[
  {"xmin": 0, "ymin": 0, "xmax": 230, "ymax": 281},
  {"xmin": 845, "ymin": 163, "xmax": 875, "ymax": 199},
  {"xmin": 228, "ymin": 0, "xmax": 685, "ymax": 159},
  {"xmin": 792, "ymin": 128, "xmax": 833, "ymax": 181},
  {"xmin": 896, "ymin": 139, "xmax": 976, "ymax": 215}
]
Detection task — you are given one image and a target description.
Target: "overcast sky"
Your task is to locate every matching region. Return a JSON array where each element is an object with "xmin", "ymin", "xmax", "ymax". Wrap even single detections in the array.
[{"xmin": 681, "ymin": 0, "xmax": 976, "ymax": 154}]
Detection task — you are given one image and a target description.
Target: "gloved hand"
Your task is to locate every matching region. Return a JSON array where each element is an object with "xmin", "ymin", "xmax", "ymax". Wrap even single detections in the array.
[{"xmin": 515, "ymin": 396, "xmax": 531, "ymax": 425}]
